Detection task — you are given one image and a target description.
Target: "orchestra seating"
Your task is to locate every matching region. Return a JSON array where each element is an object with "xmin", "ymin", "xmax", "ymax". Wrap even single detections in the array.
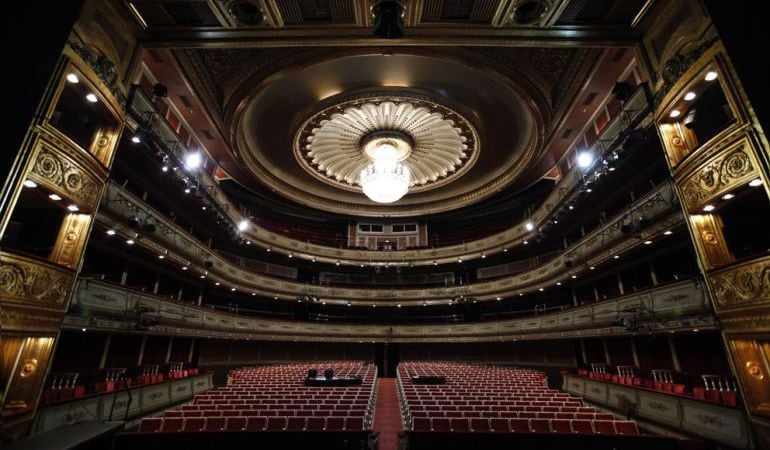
[
  {"xmin": 397, "ymin": 362, "xmax": 682, "ymax": 450},
  {"xmin": 118, "ymin": 361, "xmax": 376, "ymax": 450}
]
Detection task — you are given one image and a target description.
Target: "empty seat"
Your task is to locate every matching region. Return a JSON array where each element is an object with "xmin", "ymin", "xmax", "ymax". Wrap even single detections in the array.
[
  {"xmin": 572, "ymin": 419, "xmax": 594, "ymax": 434},
  {"xmin": 490, "ymin": 418, "xmax": 510, "ymax": 432},
  {"xmin": 326, "ymin": 417, "xmax": 344, "ymax": 431},
  {"xmin": 183, "ymin": 418, "xmax": 205, "ymax": 432},
  {"xmin": 470, "ymin": 418, "xmax": 490, "ymax": 432},
  {"xmin": 346, "ymin": 417, "xmax": 365, "ymax": 431},
  {"xmin": 451, "ymin": 418, "xmax": 470, "ymax": 432},
  {"xmin": 226, "ymin": 417, "xmax": 247, "ymax": 431},
  {"xmin": 530, "ymin": 418, "xmax": 550, "ymax": 433},
  {"xmin": 595, "ymin": 413, "xmax": 614, "ymax": 421},
  {"xmin": 509, "ymin": 418, "xmax": 530, "ymax": 433},
  {"xmin": 266, "ymin": 417, "xmax": 286, "ymax": 431},
  {"xmin": 205, "ymin": 417, "xmax": 226, "ymax": 431},
  {"xmin": 138, "ymin": 418, "xmax": 162, "ymax": 433},
  {"xmin": 306, "ymin": 417, "xmax": 325, "ymax": 431},
  {"xmin": 164, "ymin": 411, "xmax": 183, "ymax": 418},
  {"xmin": 413, "ymin": 417, "xmax": 431, "ymax": 432},
  {"xmin": 594, "ymin": 420, "xmax": 616, "ymax": 435},
  {"xmin": 614, "ymin": 421, "xmax": 640, "ymax": 435},
  {"xmin": 432, "ymin": 418, "xmax": 451, "ymax": 432},
  {"xmin": 555, "ymin": 412, "xmax": 573, "ymax": 419},
  {"xmin": 246, "ymin": 417, "xmax": 267, "ymax": 431},
  {"xmin": 550, "ymin": 419, "xmax": 572, "ymax": 434},
  {"xmin": 160, "ymin": 418, "xmax": 184, "ymax": 432}
]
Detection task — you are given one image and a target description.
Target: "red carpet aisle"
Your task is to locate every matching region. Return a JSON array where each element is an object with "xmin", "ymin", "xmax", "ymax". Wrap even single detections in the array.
[{"xmin": 372, "ymin": 378, "xmax": 403, "ymax": 450}]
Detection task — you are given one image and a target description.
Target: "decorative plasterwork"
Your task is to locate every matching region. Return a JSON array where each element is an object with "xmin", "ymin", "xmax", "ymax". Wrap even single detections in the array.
[
  {"xmin": 295, "ymin": 95, "xmax": 478, "ymax": 192},
  {"xmin": 0, "ymin": 252, "xmax": 74, "ymax": 310},
  {"xmin": 28, "ymin": 140, "xmax": 102, "ymax": 212},
  {"xmin": 709, "ymin": 256, "xmax": 770, "ymax": 311},
  {"xmin": 67, "ymin": 41, "xmax": 126, "ymax": 108}
]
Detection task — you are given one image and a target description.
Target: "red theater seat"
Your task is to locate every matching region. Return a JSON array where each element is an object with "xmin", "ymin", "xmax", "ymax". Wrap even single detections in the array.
[
  {"xmin": 470, "ymin": 418, "xmax": 490, "ymax": 432},
  {"xmin": 226, "ymin": 417, "xmax": 247, "ymax": 431},
  {"xmin": 266, "ymin": 417, "xmax": 286, "ymax": 431},
  {"xmin": 451, "ymin": 418, "xmax": 470, "ymax": 432},
  {"xmin": 306, "ymin": 417, "xmax": 325, "ymax": 431},
  {"xmin": 550, "ymin": 419, "xmax": 572, "ymax": 433},
  {"xmin": 572, "ymin": 419, "xmax": 594, "ymax": 434},
  {"xmin": 246, "ymin": 417, "xmax": 267, "ymax": 431},
  {"xmin": 204, "ymin": 417, "xmax": 226, "ymax": 431},
  {"xmin": 413, "ymin": 417, "xmax": 431, "ymax": 432},
  {"xmin": 326, "ymin": 417, "xmax": 344, "ymax": 431},
  {"xmin": 432, "ymin": 418, "xmax": 451, "ymax": 432},
  {"xmin": 138, "ymin": 418, "xmax": 162, "ymax": 433},
  {"xmin": 490, "ymin": 418, "xmax": 510, "ymax": 432},
  {"xmin": 615, "ymin": 421, "xmax": 640, "ymax": 435},
  {"xmin": 160, "ymin": 418, "xmax": 184, "ymax": 432},
  {"xmin": 346, "ymin": 417, "xmax": 365, "ymax": 431},
  {"xmin": 530, "ymin": 418, "xmax": 550, "ymax": 433},
  {"xmin": 182, "ymin": 418, "xmax": 205, "ymax": 432},
  {"xmin": 509, "ymin": 418, "xmax": 530, "ymax": 433}
]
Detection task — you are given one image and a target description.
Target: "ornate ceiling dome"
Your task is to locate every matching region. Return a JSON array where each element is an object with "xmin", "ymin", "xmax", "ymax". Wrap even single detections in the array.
[{"xmin": 295, "ymin": 95, "xmax": 479, "ymax": 193}]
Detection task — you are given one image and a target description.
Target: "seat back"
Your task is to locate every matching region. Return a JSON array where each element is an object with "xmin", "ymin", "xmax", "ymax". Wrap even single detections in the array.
[
  {"xmin": 432, "ymin": 418, "xmax": 451, "ymax": 432},
  {"xmin": 226, "ymin": 417, "xmax": 247, "ymax": 431},
  {"xmin": 160, "ymin": 418, "xmax": 184, "ymax": 432},
  {"xmin": 246, "ymin": 417, "xmax": 267, "ymax": 431},
  {"xmin": 204, "ymin": 417, "xmax": 226, "ymax": 431},
  {"xmin": 412, "ymin": 417, "xmax": 431, "ymax": 432},
  {"xmin": 594, "ymin": 420, "xmax": 616, "ymax": 435},
  {"xmin": 266, "ymin": 417, "xmax": 286, "ymax": 431},
  {"xmin": 451, "ymin": 418, "xmax": 470, "ymax": 432},
  {"xmin": 550, "ymin": 419, "xmax": 572, "ymax": 433},
  {"xmin": 346, "ymin": 417, "xmax": 365, "ymax": 431},
  {"xmin": 138, "ymin": 418, "xmax": 162, "ymax": 433},
  {"xmin": 509, "ymin": 418, "xmax": 530, "ymax": 432},
  {"xmin": 572, "ymin": 419, "xmax": 594, "ymax": 434},
  {"xmin": 306, "ymin": 417, "xmax": 325, "ymax": 431},
  {"xmin": 182, "ymin": 417, "xmax": 205, "ymax": 432},
  {"xmin": 470, "ymin": 418, "xmax": 490, "ymax": 432},
  {"xmin": 490, "ymin": 418, "xmax": 510, "ymax": 432},
  {"xmin": 326, "ymin": 417, "xmax": 344, "ymax": 431},
  {"xmin": 530, "ymin": 418, "xmax": 550, "ymax": 433},
  {"xmin": 614, "ymin": 421, "xmax": 639, "ymax": 435}
]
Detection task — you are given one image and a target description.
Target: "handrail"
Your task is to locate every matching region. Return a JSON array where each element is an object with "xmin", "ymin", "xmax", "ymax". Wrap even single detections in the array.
[{"xmin": 126, "ymin": 85, "xmax": 652, "ymax": 266}]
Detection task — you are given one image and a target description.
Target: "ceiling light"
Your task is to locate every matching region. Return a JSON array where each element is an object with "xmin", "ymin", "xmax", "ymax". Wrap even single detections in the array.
[
  {"xmin": 201, "ymin": 206, "xmax": 207, "ymax": 210},
  {"xmin": 749, "ymin": 178, "xmax": 763, "ymax": 187},
  {"xmin": 66, "ymin": 204, "xmax": 79, "ymax": 212},
  {"xmin": 703, "ymin": 204, "xmax": 715, "ymax": 212},
  {"xmin": 576, "ymin": 151, "xmax": 594, "ymax": 169},
  {"xmin": 237, "ymin": 219, "xmax": 249, "ymax": 232},
  {"xmin": 590, "ymin": 266, "xmax": 595, "ymax": 270},
  {"xmin": 66, "ymin": 73, "xmax": 79, "ymax": 83},
  {"xmin": 184, "ymin": 152, "xmax": 202, "ymax": 170},
  {"xmin": 85, "ymin": 93, "xmax": 98, "ymax": 103},
  {"xmin": 457, "ymin": 258, "xmax": 462, "ymax": 263},
  {"xmin": 613, "ymin": 255, "xmax": 620, "ymax": 259},
  {"xmin": 519, "ymin": 293, "xmax": 523, "ymax": 297},
  {"xmin": 158, "ymin": 255, "xmax": 165, "ymax": 259},
  {"xmin": 586, "ymin": 188, "xmax": 593, "ymax": 193},
  {"xmin": 663, "ymin": 230, "xmax": 673, "ymax": 235},
  {"xmin": 556, "ymin": 282, "xmax": 562, "ymax": 286},
  {"xmin": 359, "ymin": 137, "xmax": 411, "ymax": 203},
  {"xmin": 481, "ymin": 254, "xmax": 486, "ymax": 259},
  {"xmin": 126, "ymin": 239, "xmax": 135, "ymax": 245},
  {"xmin": 182, "ymin": 266, "xmax": 188, "ymax": 270},
  {"xmin": 131, "ymin": 135, "xmax": 141, "ymax": 143},
  {"xmin": 433, "ymin": 261, "xmax": 437, "ymax": 266},
  {"xmin": 503, "ymin": 248, "xmax": 508, "ymax": 252},
  {"xmin": 538, "ymin": 288, "xmax": 544, "ymax": 292},
  {"xmin": 705, "ymin": 71, "xmax": 718, "ymax": 81},
  {"xmin": 397, "ymin": 304, "xmax": 402, "ymax": 308},
  {"xmin": 571, "ymin": 275, "xmax": 577, "ymax": 279},
  {"xmin": 215, "ymin": 282, "xmax": 220, "ymax": 286},
  {"xmin": 525, "ymin": 221, "xmax": 534, "ymax": 231},
  {"xmin": 288, "ymin": 253, "xmax": 293, "ymax": 258},
  {"xmin": 336, "ymin": 261, "xmax": 340, "ymax": 266},
  {"xmin": 252, "ymin": 292, "xmax": 257, "ymax": 296},
  {"xmin": 266, "ymin": 248, "xmax": 271, "ymax": 252},
  {"xmin": 523, "ymin": 240, "xmax": 528, "ymax": 245},
  {"xmin": 274, "ymin": 296, "xmax": 278, "ymax": 300},
  {"xmin": 684, "ymin": 92, "xmax": 696, "ymax": 101},
  {"xmin": 669, "ymin": 109, "xmax": 681, "ymax": 118},
  {"xmin": 721, "ymin": 193, "xmax": 735, "ymax": 200},
  {"xmin": 161, "ymin": 166, "xmax": 169, "ymax": 172},
  {"xmin": 644, "ymin": 240, "xmax": 653, "ymax": 245},
  {"xmin": 49, "ymin": 193, "xmax": 62, "ymax": 201},
  {"xmin": 231, "ymin": 287, "xmax": 236, "ymax": 292},
  {"xmin": 184, "ymin": 188, "xmax": 191, "ymax": 194},
  {"xmin": 106, "ymin": 229, "xmax": 116, "ymax": 235},
  {"xmin": 200, "ymin": 275, "xmax": 206, "ymax": 279},
  {"xmin": 496, "ymin": 297, "xmax": 501, "ymax": 301},
  {"xmin": 23, "ymin": 180, "xmax": 37, "ymax": 188},
  {"xmin": 568, "ymin": 204, "xmax": 574, "ymax": 210}
]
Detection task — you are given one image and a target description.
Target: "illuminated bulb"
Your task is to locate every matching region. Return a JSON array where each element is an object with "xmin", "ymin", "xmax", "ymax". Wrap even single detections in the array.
[
  {"xmin": 721, "ymin": 193, "xmax": 735, "ymax": 200},
  {"xmin": 586, "ymin": 188, "xmax": 593, "ymax": 193},
  {"xmin": 571, "ymin": 275, "xmax": 577, "ymax": 279},
  {"xmin": 556, "ymin": 282, "xmax": 562, "ymax": 286},
  {"xmin": 181, "ymin": 266, "xmax": 188, "ymax": 270},
  {"xmin": 523, "ymin": 240, "xmax": 529, "ymax": 245},
  {"xmin": 669, "ymin": 109, "xmax": 681, "ymax": 118},
  {"xmin": 158, "ymin": 255, "xmax": 165, "ymax": 259},
  {"xmin": 106, "ymin": 229, "xmax": 116, "ymax": 235},
  {"xmin": 237, "ymin": 219, "xmax": 249, "ymax": 232},
  {"xmin": 49, "ymin": 193, "xmax": 62, "ymax": 201},
  {"xmin": 663, "ymin": 230, "xmax": 673, "ymax": 236},
  {"xmin": 273, "ymin": 296, "xmax": 278, "ymax": 300},
  {"xmin": 66, "ymin": 204, "xmax": 79, "ymax": 212},
  {"xmin": 266, "ymin": 248, "xmax": 271, "ymax": 252},
  {"xmin": 644, "ymin": 240, "xmax": 653, "ymax": 245},
  {"xmin": 23, "ymin": 180, "xmax": 37, "ymax": 188},
  {"xmin": 85, "ymin": 93, "xmax": 98, "ymax": 103},
  {"xmin": 82, "ymin": 328, "xmax": 87, "ymax": 332},
  {"xmin": 703, "ymin": 204, "xmax": 715, "ymax": 212},
  {"xmin": 161, "ymin": 166, "xmax": 169, "ymax": 172},
  {"xmin": 525, "ymin": 222, "xmax": 534, "ymax": 231},
  {"xmin": 200, "ymin": 275, "xmax": 206, "ymax": 279},
  {"xmin": 336, "ymin": 261, "xmax": 340, "ymax": 266},
  {"xmin": 481, "ymin": 254, "xmax": 486, "ymax": 259},
  {"xmin": 496, "ymin": 297, "xmax": 501, "ymax": 301},
  {"xmin": 397, "ymin": 304, "xmax": 402, "ymax": 308},
  {"xmin": 684, "ymin": 92, "xmax": 696, "ymax": 101},
  {"xmin": 613, "ymin": 255, "xmax": 620, "ymax": 259},
  {"xmin": 590, "ymin": 266, "xmax": 595, "ymax": 270},
  {"xmin": 749, "ymin": 178, "xmax": 762, "ymax": 187},
  {"xmin": 503, "ymin": 248, "xmax": 508, "ymax": 252},
  {"xmin": 184, "ymin": 152, "xmax": 202, "ymax": 170},
  {"xmin": 215, "ymin": 282, "xmax": 220, "ymax": 286},
  {"xmin": 184, "ymin": 188, "xmax": 191, "ymax": 194},
  {"xmin": 126, "ymin": 239, "xmax": 135, "ymax": 245},
  {"xmin": 576, "ymin": 151, "xmax": 594, "ymax": 169},
  {"xmin": 705, "ymin": 71, "xmax": 718, "ymax": 81},
  {"xmin": 131, "ymin": 135, "xmax": 141, "ymax": 143},
  {"xmin": 252, "ymin": 292, "xmax": 257, "ymax": 296},
  {"xmin": 538, "ymin": 288, "xmax": 544, "ymax": 292},
  {"xmin": 231, "ymin": 287, "xmax": 236, "ymax": 292},
  {"xmin": 288, "ymin": 254, "xmax": 293, "ymax": 258},
  {"xmin": 66, "ymin": 73, "xmax": 79, "ymax": 83}
]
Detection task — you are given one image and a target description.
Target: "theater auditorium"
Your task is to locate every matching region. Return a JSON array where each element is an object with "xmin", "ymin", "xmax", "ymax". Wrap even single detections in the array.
[{"xmin": 1, "ymin": 1, "xmax": 768, "ymax": 449}]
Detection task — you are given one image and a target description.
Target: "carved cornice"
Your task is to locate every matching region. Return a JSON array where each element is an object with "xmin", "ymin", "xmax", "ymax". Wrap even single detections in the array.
[
  {"xmin": 68, "ymin": 278, "xmax": 713, "ymax": 342},
  {"xmin": 0, "ymin": 252, "xmax": 74, "ymax": 311},
  {"xmin": 100, "ymin": 181, "xmax": 682, "ymax": 304},
  {"xmin": 679, "ymin": 137, "xmax": 758, "ymax": 211},
  {"xmin": 654, "ymin": 38, "xmax": 718, "ymax": 108},
  {"xmin": 709, "ymin": 255, "xmax": 770, "ymax": 312},
  {"xmin": 67, "ymin": 41, "xmax": 127, "ymax": 108}
]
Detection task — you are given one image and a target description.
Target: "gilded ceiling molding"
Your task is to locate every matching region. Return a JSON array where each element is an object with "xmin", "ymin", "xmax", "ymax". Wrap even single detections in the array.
[{"xmin": 0, "ymin": 252, "xmax": 73, "ymax": 310}]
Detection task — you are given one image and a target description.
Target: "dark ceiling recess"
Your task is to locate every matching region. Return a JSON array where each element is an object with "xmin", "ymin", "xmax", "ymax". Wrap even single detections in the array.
[
  {"xmin": 277, "ymin": 0, "xmax": 354, "ymax": 25},
  {"xmin": 422, "ymin": 0, "xmax": 498, "ymax": 23},
  {"xmin": 513, "ymin": 0, "xmax": 548, "ymax": 24},
  {"xmin": 557, "ymin": 0, "xmax": 646, "ymax": 25},
  {"xmin": 373, "ymin": 1, "xmax": 405, "ymax": 38},
  {"xmin": 131, "ymin": 1, "xmax": 221, "ymax": 27}
]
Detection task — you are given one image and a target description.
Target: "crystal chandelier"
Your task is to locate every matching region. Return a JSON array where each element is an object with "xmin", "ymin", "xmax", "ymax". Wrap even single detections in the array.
[{"xmin": 359, "ymin": 132, "xmax": 412, "ymax": 203}]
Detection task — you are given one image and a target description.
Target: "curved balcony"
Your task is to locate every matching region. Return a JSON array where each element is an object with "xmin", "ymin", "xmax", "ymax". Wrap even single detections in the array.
[
  {"xmin": 66, "ymin": 279, "xmax": 715, "ymax": 343},
  {"xmin": 127, "ymin": 84, "xmax": 651, "ymax": 266},
  {"xmin": 98, "ymin": 180, "xmax": 683, "ymax": 305}
]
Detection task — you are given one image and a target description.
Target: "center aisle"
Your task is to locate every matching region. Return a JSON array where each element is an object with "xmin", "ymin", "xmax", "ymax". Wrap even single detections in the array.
[{"xmin": 372, "ymin": 378, "xmax": 403, "ymax": 450}]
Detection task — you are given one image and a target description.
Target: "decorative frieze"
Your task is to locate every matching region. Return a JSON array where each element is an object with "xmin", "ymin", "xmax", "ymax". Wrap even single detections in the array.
[
  {"xmin": 709, "ymin": 256, "xmax": 770, "ymax": 310},
  {"xmin": 29, "ymin": 143, "xmax": 101, "ymax": 211},
  {"xmin": 680, "ymin": 143, "xmax": 757, "ymax": 210},
  {"xmin": 0, "ymin": 252, "xmax": 73, "ymax": 309}
]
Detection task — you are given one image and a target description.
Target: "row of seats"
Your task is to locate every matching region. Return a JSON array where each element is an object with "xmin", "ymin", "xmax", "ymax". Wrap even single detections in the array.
[
  {"xmin": 410, "ymin": 411, "xmax": 614, "ymax": 420},
  {"xmin": 411, "ymin": 417, "xmax": 639, "ymax": 435},
  {"xmin": 182, "ymin": 402, "xmax": 368, "ymax": 409},
  {"xmin": 166, "ymin": 409, "xmax": 367, "ymax": 418},
  {"xmin": 139, "ymin": 416, "xmax": 366, "ymax": 433}
]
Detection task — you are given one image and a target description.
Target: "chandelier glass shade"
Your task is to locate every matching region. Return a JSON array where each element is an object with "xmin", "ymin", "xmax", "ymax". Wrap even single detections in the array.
[{"xmin": 359, "ymin": 141, "xmax": 411, "ymax": 203}]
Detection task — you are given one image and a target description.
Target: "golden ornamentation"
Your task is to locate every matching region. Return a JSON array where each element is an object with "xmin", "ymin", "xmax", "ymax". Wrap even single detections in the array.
[
  {"xmin": 681, "ymin": 146, "xmax": 755, "ymax": 210},
  {"xmin": 746, "ymin": 361, "xmax": 764, "ymax": 380},
  {"xmin": 51, "ymin": 214, "xmax": 92, "ymax": 269},
  {"xmin": 1, "ymin": 337, "xmax": 55, "ymax": 418},
  {"xmin": 30, "ymin": 147, "xmax": 100, "ymax": 210},
  {"xmin": 19, "ymin": 359, "xmax": 38, "ymax": 378},
  {"xmin": 0, "ymin": 252, "xmax": 73, "ymax": 307},
  {"xmin": 710, "ymin": 257, "xmax": 770, "ymax": 308}
]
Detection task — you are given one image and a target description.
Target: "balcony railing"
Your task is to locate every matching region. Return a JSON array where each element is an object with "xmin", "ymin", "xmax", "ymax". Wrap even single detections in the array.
[{"xmin": 66, "ymin": 278, "xmax": 714, "ymax": 343}]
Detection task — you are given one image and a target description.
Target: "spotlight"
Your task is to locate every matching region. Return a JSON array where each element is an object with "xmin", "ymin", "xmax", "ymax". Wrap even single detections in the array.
[
  {"xmin": 749, "ymin": 178, "xmax": 762, "ymax": 187},
  {"xmin": 85, "ymin": 93, "xmax": 98, "ymax": 103},
  {"xmin": 669, "ymin": 109, "xmax": 681, "ymax": 118},
  {"xmin": 663, "ymin": 230, "xmax": 673, "ymax": 236},
  {"xmin": 238, "ymin": 219, "xmax": 249, "ymax": 232},
  {"xmin": 66, "ymin": 204, "xmax": 79, "ymax": 212},
  {"xmin": 131, "ymin": 135, "xmax": 141, "ymax": 144},
  {"xmin": 684, "ymin": 91, "xmax": 696, "ymax": 101},
  {"xmin": 106, "ymin": 229, "xmax": 116, "ymax": 235},
  {"xmin": 576, "ymin": 151, "xmax": 594, "ymax": 169},
  {"xmin": 722, "ymin": 193, "xmax": 735, "ymax": 200},
  {"xmin": 372, "ymin": 0, "xmax": 404, "ymax": 38},
  {"xmin": 66, "ymin": 73, "xmax": 79, "ymax": 83},
  {"xmin": 703, "ymin": 204, "xmax": 715, "ymax": 212},
  {"xmin": 126, "ymin": 239, "xmax": 135, "ymax": 245},
  {"xmin": 525, "ymin": 221, "xmax": 534, "ymax": 231},
  {"xmin": 184, "ymin": 152, "xmax": 202, "ymax": 170},
  {"xmin": 705, "ymin": 71, "xmax": 718, "ymax": 81}
]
